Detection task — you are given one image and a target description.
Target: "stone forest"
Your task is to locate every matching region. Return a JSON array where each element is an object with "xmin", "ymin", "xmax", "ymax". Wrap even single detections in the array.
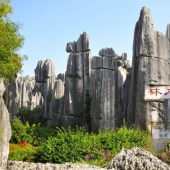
[{"xmin": 1, "ymin": 6, "xmax": 170, "ymax": 170}]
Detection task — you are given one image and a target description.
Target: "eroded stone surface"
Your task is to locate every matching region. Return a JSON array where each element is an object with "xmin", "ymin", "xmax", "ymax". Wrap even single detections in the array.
[
  {"xmin": 0, "ymin": 80, "xmax": 11, "ymax": 170},
  {"xmin": 7, "ymin": 161, "xmax": 106, "ymax": 170},
  {"xmin": 127, "ymin": 7, "xmax": 170, "ymax": 132},
  {"xmin": 107, "ymin": 147, "xmax": 170, "ymax": 170}
]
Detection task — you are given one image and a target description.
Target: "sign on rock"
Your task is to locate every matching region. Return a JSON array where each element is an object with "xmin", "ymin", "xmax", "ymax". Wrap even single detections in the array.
[{"xmin": 145, "ymin": 85, "xmax": 170, "ymax": 100}]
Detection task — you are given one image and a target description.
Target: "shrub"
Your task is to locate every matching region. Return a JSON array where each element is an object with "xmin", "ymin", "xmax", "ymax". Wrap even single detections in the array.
[
  {"xmin": 10, "ymin": 118, "xmax": 54, "ymax": 146},
  {"xmin": 8, "ymin": 142, "xmax": 36, "ymax": 162},
  {"xmin": 10, "ymin": 118, "xmax": 33, "ymax": 144},
  {"xmin": 156, "ymin": 141, "xmax": 170, "ymax": 165},
  {"xmin": 16, "ymin": 107, "xmax": 43, "ymax": 125},
  {"xmin": 36, "ymin": 125, "xmax": 151, "ymax": 167}
]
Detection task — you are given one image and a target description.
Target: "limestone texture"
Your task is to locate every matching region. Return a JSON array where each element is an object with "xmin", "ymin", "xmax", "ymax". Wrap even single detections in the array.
[
  {"xmin": 127, "ymin": 6, "xmax": 170, "ymax": 131},
  {"xmin": 90, "ymin": 50, "xmax": 130, "ymax": 132},
  {"xmin": 0, "ymin": 80, "xmax": 11, "ymax": 170},
  {"xmin": 107, "ymin": 147, "xmax": 170, "ymax": 170},
  {"xmin": 61, "ymin": 33, "xmax": 91, "ymax": 128},
  {"xmin": 7, "ymin": 161, "xmax": 106, "ymax": 170}
]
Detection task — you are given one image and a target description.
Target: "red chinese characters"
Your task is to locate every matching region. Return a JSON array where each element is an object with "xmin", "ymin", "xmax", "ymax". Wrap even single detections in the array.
[
  {"xmin": 148, "ymin": 88, "xmax": 170, "ymax": 96},
  {"xmin": 148, "ymin": 88, "xmax": 162, "ymax": 96},
  {"xmin": 164, "ymin": 89, "xmax": 170, "ymax": 95}
]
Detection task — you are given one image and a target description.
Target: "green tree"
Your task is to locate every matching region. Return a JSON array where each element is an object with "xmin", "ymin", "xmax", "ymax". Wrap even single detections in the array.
[{"xmin": 0, "ymin": 0, "xmax": 25, "ymax": 80}]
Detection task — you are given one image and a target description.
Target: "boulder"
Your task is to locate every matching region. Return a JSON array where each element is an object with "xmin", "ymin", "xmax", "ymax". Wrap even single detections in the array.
[{"xmin": 107, "ymin": 147, "xmax": 170, "ymax": 170}]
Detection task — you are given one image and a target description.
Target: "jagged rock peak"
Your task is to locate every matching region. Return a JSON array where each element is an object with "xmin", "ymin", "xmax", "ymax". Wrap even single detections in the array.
[
  {"xmin": 99, "ymin": 48, "xmax": 115, "ymax": 57},
  {"xmin": 139, "ymin": 7, "xmax": 153, "ymax": 25},
  {"xmin": 119, "ymin": 53, "xmax": 130, "ymax": 69},
  {"xmin": 35, "ymin": 59, "xmax": 55, "ymax": 83},
  {"xmin": 66, "ymin": 32, "xmax": 90, "ymax": 53},
  {"xmin": 66, "ymin": 41, "xmax": 77, "ymax": 53},
  {"xmin": 136, "ymin": 6, "xmax": 154, "ymax": 33}
]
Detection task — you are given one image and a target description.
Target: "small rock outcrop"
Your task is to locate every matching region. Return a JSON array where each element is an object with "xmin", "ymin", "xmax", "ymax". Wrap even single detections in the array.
[
  {"xmin": 0, "ymin": 80, "xmax": 11, "ymax": 170},
  {"xmin": 107, "ymin": 147, "xmax": 170, "ymax": 170}
]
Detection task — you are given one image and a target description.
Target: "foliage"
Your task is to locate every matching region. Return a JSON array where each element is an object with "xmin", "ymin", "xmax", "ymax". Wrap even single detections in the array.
[
  {"xmin": 16, "ymin": 107, "xmax": 43, "ymax": 125},
  {"xmin": 84, "ymin": 89, "xmax": 91, "ymax": 132},
  {"xmin": 8, "ymin": 142, "xmax": 36, "ymax": 162},
  {"xmin": 156, "ymin": 141, "xmax": 170, "ymax": 165},
  {"xmin": 36, "ymin": 125, "xmax": 151, "ymax": 167},
  {"xmin": 10, "ymin": 118, "xmax": 54, "ymax": 146},
  {"xmin": 0, "ymin": 0, "xmax": 26, "ymax": 80}
]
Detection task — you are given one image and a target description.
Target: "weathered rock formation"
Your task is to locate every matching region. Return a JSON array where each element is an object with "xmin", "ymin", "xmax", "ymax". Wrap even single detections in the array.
[
  {"xmin": 66, "ymin": 32, "xmax": 90, "ymax": 53},
  {"xmin": 127, "ymin": 7, "xmax": 170, "ymax": 132},
  {"xmin": 47, "ymin": 79, "xmax": 64, "ymax": 126},
  {"xmin": 61, "ymin": 32, "xmax": 92, "ymax": 128},
  {"xmin": 7, "ymin": 75, "xmax": 43, "ymax": 117},
  {"xmin": 107, "ymin": 147, "xmax": 170, "ymax": 170},
  {"xmin": 90, "ymin": 48, "xmax": 130, "ymax": 132},
  {"xmin": 0, "ymin": 80, "xmax": 11, "ymax": 170}
]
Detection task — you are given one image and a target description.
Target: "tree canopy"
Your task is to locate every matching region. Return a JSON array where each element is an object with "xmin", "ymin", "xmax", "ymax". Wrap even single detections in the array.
[{"xmin": 0, "ymin": 0, "xmax": 25, "ymax": 80}]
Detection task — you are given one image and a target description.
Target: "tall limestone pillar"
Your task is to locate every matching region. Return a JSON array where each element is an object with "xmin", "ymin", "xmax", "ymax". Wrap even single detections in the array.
[
  {"xmin": 90, "ymin": 48, "xmax": 130, "ymax": 132},
  {"xmin": 61, "ymin": 32, "xmax": 92, "ymax": 128},
  {"xmin": 127, "ymin": 6, "xmax": 170, "ymax": 141},
  {"xmin": 0, "ymin": 80, "xmax": 11, "ymax": 170}
]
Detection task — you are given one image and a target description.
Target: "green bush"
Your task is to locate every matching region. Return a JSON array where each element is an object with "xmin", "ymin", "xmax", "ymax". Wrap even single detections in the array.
[
  {"xmin": 10, "ymin": 118, "xmax": 55, "ymax": 146},
  {"xmin": 16, "ymin": 107, "xmax": 43, "ymax": 125},
  {"xmin": 36, "ymin": 125, "xmax": 152, "ymax": 167},
  {"xmin": 10, "ymin": 118, "xmax": 33, "ymax": 144},
  {"xmin": 8, "ymin": 142, "xmax": 36, "ymax": 162}
]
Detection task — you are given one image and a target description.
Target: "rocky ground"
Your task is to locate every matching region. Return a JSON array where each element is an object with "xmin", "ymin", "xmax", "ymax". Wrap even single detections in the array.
[{"xmin": 7, "ymin": 147, "xmax": 170, "ymax": 170}]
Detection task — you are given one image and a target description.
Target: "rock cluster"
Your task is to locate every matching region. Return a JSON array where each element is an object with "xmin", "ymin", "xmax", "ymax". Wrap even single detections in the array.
[{"xmin": 7, "ymin": 75, "xmax": 43, "ymax": 118}]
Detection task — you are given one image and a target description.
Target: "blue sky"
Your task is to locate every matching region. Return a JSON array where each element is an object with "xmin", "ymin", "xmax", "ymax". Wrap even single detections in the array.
[{"xmin": 10, "ymin": 0, "xmax": 170, "ymax": 77}]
